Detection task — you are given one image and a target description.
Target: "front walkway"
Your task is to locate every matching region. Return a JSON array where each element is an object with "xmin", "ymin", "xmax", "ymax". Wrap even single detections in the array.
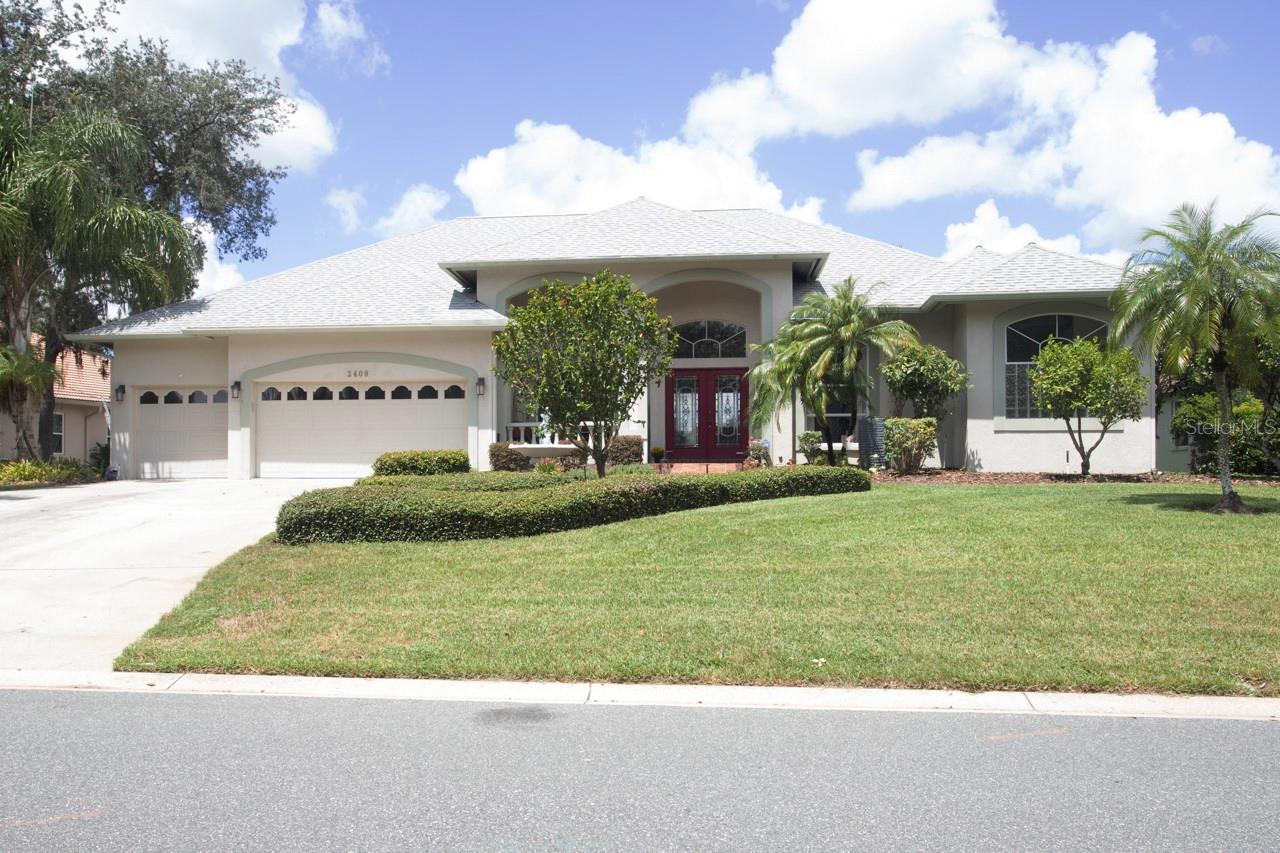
[{"xmin": 0, "ymin": 478, "xmax": 348, "ymax": 670}]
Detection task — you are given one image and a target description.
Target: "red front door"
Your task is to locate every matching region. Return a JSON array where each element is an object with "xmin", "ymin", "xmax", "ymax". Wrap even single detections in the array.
[{"xmin": 665, "ymin": 368, "xmax": 749, "ymax": 460}]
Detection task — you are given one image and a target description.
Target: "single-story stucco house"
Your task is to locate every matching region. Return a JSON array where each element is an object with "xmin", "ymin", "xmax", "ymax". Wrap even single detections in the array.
[{"xmin": 73, "ymin": 197, "xmax": 1170, "ymax": 479}]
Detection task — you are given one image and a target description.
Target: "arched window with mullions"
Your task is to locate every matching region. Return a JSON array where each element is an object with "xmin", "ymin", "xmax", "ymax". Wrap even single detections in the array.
[
  {"xmin": 1004, "ymin": 314, "xmax": 1107, "ymax": 418},
  {"xmin": 674, "ymin": 320, "xmax": 747, "ymax": 358}
]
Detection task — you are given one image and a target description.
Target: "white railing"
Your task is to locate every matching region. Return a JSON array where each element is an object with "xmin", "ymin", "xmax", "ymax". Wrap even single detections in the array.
[{"xmin": 506, "ymin": 422, "xmax": 565, "ymax": 446}]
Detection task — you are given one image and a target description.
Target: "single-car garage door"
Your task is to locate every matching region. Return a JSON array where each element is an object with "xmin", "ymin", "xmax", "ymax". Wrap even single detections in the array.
[
  {"xmin": 135, "ymin": 387, "xmax": 229, "ymax": 478},
  {"xmin": 255, "ymin": 380, "xmax": 469, "ymax": 478}
]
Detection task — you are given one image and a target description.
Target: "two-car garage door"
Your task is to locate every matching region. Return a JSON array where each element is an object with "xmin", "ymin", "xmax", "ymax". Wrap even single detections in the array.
[{"xmin": 255, "ymin": 381, "xmax": 469, "ymax": 477}]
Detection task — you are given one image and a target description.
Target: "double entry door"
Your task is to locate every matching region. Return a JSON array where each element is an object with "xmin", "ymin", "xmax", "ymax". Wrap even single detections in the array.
[{"xmin": 665, "ymin": 368, "xmax": 748, "ymax": 460}]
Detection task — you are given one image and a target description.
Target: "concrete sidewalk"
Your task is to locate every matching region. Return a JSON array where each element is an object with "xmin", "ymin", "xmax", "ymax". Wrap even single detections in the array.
[
  {"xmin": 2, "ymin": 669, "xmax": 1276, "ymax": 721},
  {"xmin": 0, "ymin": 479, "xmax": 347, "ymax": 670}
]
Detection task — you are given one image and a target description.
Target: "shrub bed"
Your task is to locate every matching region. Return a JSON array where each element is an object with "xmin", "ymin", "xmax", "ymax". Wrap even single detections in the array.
[
  {"xmin": 278, "ymin": 465, "xmax": 870, "ymax": 544},
  {"xmin": 370, "ymin": 449, "xmax": 470, "ymax": 476},
  {"xmin": 0, "ymin": 458, "xmax": 98, "ymax": 486}
]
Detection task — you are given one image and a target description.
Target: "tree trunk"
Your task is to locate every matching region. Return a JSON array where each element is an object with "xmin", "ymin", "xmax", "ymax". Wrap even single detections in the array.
[
  {"xmin": 37, "ymin": 330, "xmax": 63, "ymax": 460},
  {"xmin": 819, "ymin": 418, "xmax": 836, "ymax": 466},
  {"xmin": 1211, "ymin": 367, "xmax": 1250, "ymax": 514},
  {"xmin": 847, "ymin": 397, "xmax": 860, "ymax": 469},
  {"xmin": 1079, "ymin": 453, "xmax": 1090, "ymax": 477}
]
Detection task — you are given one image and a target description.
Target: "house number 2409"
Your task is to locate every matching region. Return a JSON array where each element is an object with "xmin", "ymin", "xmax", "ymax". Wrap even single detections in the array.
[{"xmin": 346, "ymin": 369, "xmax": 370, "ymax": 378}]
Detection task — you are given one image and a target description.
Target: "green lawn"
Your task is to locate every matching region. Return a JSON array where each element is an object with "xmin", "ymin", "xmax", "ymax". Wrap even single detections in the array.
[{"xmin": 117, "ymin": 483, "xmax": 1280, "ymax": 695}]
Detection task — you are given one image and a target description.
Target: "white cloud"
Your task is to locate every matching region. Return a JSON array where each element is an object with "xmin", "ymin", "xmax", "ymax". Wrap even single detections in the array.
[
  {"xmin": 107, "ymin": 0, "xmax": 338, "ymax": 172},
  {"xmin": 323, "ymin": 187, "xmax": 366, "ymax": 233},
  {"xmin": 943, "ymin": 199, "xmax": 1126, "ymax": 263},
  {"xmin": 192, "ymin": 224, "xmax": 246, "ymax": 296},
  {"xmin": 684, "ymin": 0, "xmax": 1030, "ymax": 152},
  {"xmin": 454, "ymin": 120, "xmax": 824, "ymax": 221},
  {"xmin": 846, "ymin": 29, "xmax": 1280, "ymax": 247},
  {"xmin": 372, "ymin": 183, "xmax": 450, "ymax": 238},
  {"xmin": 1190, "ymin": 34, "xmax": 1227, "ymax": 56},
  {"xmin": 313, "ymin": 0, "xmax": 390, "ymax": 76}
]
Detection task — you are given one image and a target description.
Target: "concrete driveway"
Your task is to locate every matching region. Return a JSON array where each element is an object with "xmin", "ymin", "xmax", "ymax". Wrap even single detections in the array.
[{"xmin": 0, "ymin": 478, "xmax": 349, "ymax": 671}]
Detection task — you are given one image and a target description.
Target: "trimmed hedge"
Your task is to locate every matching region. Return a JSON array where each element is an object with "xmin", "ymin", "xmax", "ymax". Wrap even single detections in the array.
[
  {"xmin": 278, "ymin": 465, "xmax": 870, "ymax": 544},
  {"xmin": 370, "ymin": 449, "xmax": 470, "ymax": 476},
  {"xmin": 606, "ymin": 435, "xmax": 645, "ymax": 465},
  {"xmin": 488, "ymin": 441, "xmax": 532, "ymax": 472}
]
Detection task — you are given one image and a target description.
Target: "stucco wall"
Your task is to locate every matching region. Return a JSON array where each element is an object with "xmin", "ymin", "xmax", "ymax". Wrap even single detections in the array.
[
  {"xmin": 1155, "ymin": 401, "xmax": 1192, "ymax": 472},
  {"xmin": 956, "ymin": 298, "xmax": 1157, "ymax": 474},
  {"xmin": 0, "ymin": 401, "xmax": 105, "ymax": 461}
]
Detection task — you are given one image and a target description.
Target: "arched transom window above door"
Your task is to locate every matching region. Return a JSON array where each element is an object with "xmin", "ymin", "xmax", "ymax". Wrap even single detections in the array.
[
  {"xmin": 674, "ymin": 320, "xmax": 747, "ymax": 359},
  {"xmin": 1004, "ymin": 314, "xmax": 1107, "ymax": 418}
]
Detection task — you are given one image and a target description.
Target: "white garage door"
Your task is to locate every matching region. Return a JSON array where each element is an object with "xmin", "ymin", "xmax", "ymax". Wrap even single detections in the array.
[
  {"xmin": 135, "ymin": 387, "xmax": 229, "ymax": 478},
  {"xmin": 255, "ymin": 380, "xmax": 470, "ymax": 478}
]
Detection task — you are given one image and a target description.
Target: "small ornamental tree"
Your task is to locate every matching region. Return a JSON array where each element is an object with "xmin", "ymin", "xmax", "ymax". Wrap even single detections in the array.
[
  {"xmin": 493, "ymin": 271, "xmax": 675, "ymax": 478},
  {"xmin": 1030, "ymin": 339, "xmax": 1148, "ymax": 476},
  {"xmin": 881, "ymin": 345, "xmax": 969, "ymax": 418}
]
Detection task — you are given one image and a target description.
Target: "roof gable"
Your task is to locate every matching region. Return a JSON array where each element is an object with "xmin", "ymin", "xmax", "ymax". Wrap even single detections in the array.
[{"xmin": 444, "ymin": 198, "xmax": 826, "ymax": 267}]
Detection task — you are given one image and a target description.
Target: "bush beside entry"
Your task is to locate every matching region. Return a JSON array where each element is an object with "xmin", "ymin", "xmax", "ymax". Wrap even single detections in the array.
[
  {"xmin": 370, "ymin": 450, "xmax": 470, "ymax": 476},
  {"xmin": 488, "ymin": 441, "xmax": 532, "ymax": 472},
  {"xmin": 883, "ymin": 418, "xmax": 938, "ymax": 474},
  {"xmin": 277, "ymin": 466, "xmax": 871, "ymax": 544}
]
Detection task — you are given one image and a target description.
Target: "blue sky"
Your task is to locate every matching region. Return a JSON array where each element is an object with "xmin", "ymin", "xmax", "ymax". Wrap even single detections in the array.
[{"xmin": 106, "ymin": 1, "xmax": 1280, "ymax": 291}]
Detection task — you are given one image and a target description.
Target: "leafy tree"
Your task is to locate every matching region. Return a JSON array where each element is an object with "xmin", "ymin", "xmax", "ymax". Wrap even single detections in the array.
[
  {"xmin": 1030, "ymin": 339, "xmax": 1147, "ymax": 476},
  {"xmin": 1110, "ymin": 202, "xmax": 1280, "ymax": 512},
  {"xmin": 0, "ymin": 0, "xmax": 111, "ymax": 102},
  {"xmin": 749, "ymin": 278, "xmax": 917, "ymax": 465},
  {"xmin": 0, "ymin": 105, "xmax": 197, "ymax": 455},
  {"xmin": 0, "ymin": 342, "xmax": 58, "ymax": 457},
  {"xmin": 881, "ymin": 344, "xmax": 969, "ymax": 418},
  {"xmin": 883, "ymin": 417, "xmax": 938, "ymax": 475},
  {"xmin": 493, "ymin": 271, "xmax": 675, "ymax": 478}
]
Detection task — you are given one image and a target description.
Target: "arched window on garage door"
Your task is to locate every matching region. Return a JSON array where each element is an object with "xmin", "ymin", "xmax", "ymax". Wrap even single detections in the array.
[
  {"xmin": 443, "ymin": 384, "xmax": 465, "ymax": 399},
  {"xmin": 260, "ymin": 386, "xmax": 281, "ymax": 402},
  {"xmin": 365, "ymin": 385, "xmax": 385, "ymax": 400},
  {"xmin": 287, "ymin": 386, "xmax": 308, "ymax": 401},
  {"xmin": 339, "ymin": 386, "xmax": 359, "ymax": 400},
  {"xmin": 418, "ymin": 385, "xmax": 438, "ymax": 399},
  {"xmin": 313, "ymin": 386, "xmax": 333, "ymax": 400},
  {"xmin": 188, "ymin": 390, "xmax": 207, "ymax": 404},
  {"xmin": 212, "ymin": 389, "xmax": 228, "ymax": 404},
  {"xmin": 164, "ymin": 390, "xmax": 183, "ymax": 404},
  {"xmin": 391, "ymin": 385, "xmax": 411, "ymax": 400},
  {"xmin": 140, "ymin": 391, "xmax": 158, "ymax": 404}
]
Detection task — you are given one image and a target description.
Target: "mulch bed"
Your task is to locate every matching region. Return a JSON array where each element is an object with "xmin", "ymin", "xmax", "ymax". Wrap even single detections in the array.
[{"xmin": 872, "ymin": 469, "xmax": 1280, "ymax": 488}]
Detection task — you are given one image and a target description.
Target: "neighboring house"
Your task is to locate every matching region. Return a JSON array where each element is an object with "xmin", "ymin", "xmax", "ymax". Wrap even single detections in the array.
[
  {"xmin": 73, "ymin": 197, "xmax": 1161, "ymax": 479},
  {"xmin": 1, "ymin": 342, "xmax": 110, "ymax": 462}
]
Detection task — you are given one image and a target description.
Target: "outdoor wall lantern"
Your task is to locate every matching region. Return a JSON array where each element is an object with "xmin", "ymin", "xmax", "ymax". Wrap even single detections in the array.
[
  {"xmin": 114, "ymin": 384, "xmax": 125, "ymax": 402},
  {"xmin": 230, "ymin": 381, "xmax": 241, "ymax": 399},
  {"xmin": 476, "ymin": 377, "xmax": 486, "ymax": 396}
]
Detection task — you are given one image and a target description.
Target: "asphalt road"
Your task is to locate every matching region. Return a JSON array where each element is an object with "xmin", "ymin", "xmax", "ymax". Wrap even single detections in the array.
[{"xmin": 2, "ymin": 689, "xmax": 1277, "ymax": 852}]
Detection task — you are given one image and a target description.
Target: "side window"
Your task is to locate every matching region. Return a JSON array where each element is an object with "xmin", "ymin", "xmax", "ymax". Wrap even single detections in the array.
[{"xmin": 51, "ymin": 412, "xmax": 64, "ymax": 455}]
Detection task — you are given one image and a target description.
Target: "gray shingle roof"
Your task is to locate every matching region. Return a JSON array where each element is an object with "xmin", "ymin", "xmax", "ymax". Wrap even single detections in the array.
[
  {"xmin": 77, "ymin": 214, "xmax": 571, "ymax": 338},
  {"xmin": 443, "ymin": 198, "xmax": 825, "ymax": 267},
  {"xmin": 76, "ymin": 199, "xmax": 1125, "ymax": 339}
]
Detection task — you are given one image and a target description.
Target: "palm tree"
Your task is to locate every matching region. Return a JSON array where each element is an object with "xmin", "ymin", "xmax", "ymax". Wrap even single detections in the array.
[
  {"xmin": 0, "ymin": 105, "xmax": 195, "ymax": 456},
  {"xmin": 750, "ymin": 278, "xmax": 918, "ymax": 465},
  {"xmin": 0, "ymin": 344, "xmax": 59, "ymax": 458},
  {"xmin": 1110, "ymin": 202, "xmax": 1280, "ymax": 513}
]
